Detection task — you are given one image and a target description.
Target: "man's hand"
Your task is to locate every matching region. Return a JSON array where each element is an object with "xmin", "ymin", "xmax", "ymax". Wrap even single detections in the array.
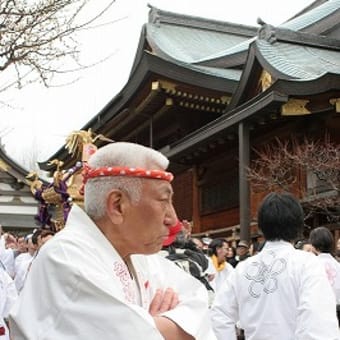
[
  {"xmin": 149, "ymin": 288, "xmax": 179, "ymax": 316},
  {"xmin": 149, "ymin": 288, "xmax": 194, "ymax": 340}
]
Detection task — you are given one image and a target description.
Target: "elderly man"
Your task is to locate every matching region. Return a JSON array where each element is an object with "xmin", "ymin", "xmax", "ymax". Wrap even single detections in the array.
[
  {"xmin": 9, "ymin": 142, "xmax": 216, "ymax": 340},
  {"xmin": 211, "ymin": 192, "xmax": 340, "ymax": 340}
]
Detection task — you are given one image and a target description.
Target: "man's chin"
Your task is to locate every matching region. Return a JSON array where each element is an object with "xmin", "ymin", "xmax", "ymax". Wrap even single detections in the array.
[{"xmin": 140, "ymin": 242, "xmax": 163, "ymax": 255}]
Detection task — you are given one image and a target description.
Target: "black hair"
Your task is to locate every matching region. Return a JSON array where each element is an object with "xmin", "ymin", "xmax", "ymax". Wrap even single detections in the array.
[
  {"xmin": 31, "ymin": 229, "xmax": 42, "ymax": 245},
  {"xmin": 257, "ymin": 192, "xmax": 304, "ymax": 242},
  {"xmin": 40, "ymin": 229, "xmax": 55, "ymax": 239},
  {"xmin": 309, "ymin": 226, "xmax": 334, "ymax": 255},
  {"xmin": 207, "ymin": 238, "xmax": 228, "ymax": 257}
]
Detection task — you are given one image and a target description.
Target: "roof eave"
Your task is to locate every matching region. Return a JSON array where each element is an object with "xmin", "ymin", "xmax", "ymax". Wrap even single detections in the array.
[{"xmin": 165, "ymin": 90, "xmax": 288, "ymax": 160}]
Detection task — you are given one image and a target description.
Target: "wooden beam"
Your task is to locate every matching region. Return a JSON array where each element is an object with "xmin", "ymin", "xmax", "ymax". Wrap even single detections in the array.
[{"xmin": 0, "ymin": 190, "xmax": 33, "ymax": 197}]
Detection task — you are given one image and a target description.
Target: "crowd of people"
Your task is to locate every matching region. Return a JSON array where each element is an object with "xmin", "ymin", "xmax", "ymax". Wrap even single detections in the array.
[
  {"xmin": 0, "ymin": 227, "xmax": 55, "ymax": 339},
  {"xmin": 0, "ymin": 142, "xmax": 339, "ymax": 339}
]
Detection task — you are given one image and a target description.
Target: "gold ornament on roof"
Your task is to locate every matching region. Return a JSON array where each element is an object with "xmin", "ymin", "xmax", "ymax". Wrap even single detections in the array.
[
  {"xmin": 281, "ymin": 99, "xmax": 311, "ymax": 116},
  {"xmin": 259, "ymin": 70, "xmax": 273, "ymax": 92}
]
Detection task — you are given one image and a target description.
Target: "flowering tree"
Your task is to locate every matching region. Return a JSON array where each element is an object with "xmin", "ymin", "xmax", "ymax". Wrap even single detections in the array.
[
  {"xmin": 0, "ymin": 0, "xmax": 115, "ymax": 91},
  {"xmin": 248, "ymin": 135, "xmax": 340, "ymax": 226}
]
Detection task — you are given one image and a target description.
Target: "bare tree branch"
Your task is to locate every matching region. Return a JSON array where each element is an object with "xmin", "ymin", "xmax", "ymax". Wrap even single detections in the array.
[
  {"xmin": 248, "ymin": 135, "xmax": 340, "ymax": 225},
  {"xmin": 0, "ymin": 0, "xmax": 117, "ymax": 90}
]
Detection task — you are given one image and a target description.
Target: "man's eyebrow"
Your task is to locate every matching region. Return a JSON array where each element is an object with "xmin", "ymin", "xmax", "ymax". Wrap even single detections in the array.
[{"xmin": 160, "ymin": 185, "xmax": 174, "ymax": 195}]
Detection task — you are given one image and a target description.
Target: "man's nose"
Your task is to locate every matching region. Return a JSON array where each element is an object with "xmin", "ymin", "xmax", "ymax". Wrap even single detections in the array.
[{"xmin": 165, "ymin": 203, "xmax": 178, "ymax": 227}]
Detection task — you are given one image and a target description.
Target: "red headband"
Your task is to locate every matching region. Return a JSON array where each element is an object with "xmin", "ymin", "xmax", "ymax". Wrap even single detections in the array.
[{"xmin": 82, "ymin": 163, "xmax": 174, "ymax": 188}]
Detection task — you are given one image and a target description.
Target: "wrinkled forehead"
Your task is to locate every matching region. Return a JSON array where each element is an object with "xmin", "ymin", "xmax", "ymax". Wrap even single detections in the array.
[{"xmin": 142, "ymin": 175, "xmax": 174, "ymax": 194}]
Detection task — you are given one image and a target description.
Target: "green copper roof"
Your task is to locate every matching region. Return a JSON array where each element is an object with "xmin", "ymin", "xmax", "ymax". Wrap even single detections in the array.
[
  {"xmin": 146, "ymin": 23, "xmax": 253, "ymax": 64},
  {"xmin": 280, "ymin": 0, "xmax": 340, "ymax": 31},
  {"xmin": 194, "ymin": 37, "xmax": 256, "ymax": 64},
  {"xmin": 181, "ymin": 63, "xmax": 242, "ymax": 80},
  {"xmin": 257, "ymin": 38, "xmax": 340, "ymax": 80}
]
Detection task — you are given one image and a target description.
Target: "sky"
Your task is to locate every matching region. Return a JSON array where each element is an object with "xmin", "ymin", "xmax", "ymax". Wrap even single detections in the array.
[{"xmin": 0, "ymin": 0, "xmax": 314, "ymax": 169}]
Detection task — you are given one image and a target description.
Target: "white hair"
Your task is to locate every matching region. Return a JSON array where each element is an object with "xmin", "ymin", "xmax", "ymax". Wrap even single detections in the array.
[{"xmin": 84, "ymin": 142, "xmax": 169, "ymax": 220}]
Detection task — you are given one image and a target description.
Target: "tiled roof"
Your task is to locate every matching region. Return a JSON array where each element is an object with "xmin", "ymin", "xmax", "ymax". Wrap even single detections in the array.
[
  {"xmin": 280, "ymin": 0, "xmax": 340, "ymax": 31},
  {"xmin": 256, "ymin": 38, "xmax": 340, "ymax": 79},
  {"xmin": 194, "ymin": 38, "xmax": 256, "ymax": 64},
  {"xmin": 146, "ymin": 23, "xmax": 251, "ymax": 64},
  {"xmin": 145, "ymin": 6, "xmax": 257, "ymax": 69}
]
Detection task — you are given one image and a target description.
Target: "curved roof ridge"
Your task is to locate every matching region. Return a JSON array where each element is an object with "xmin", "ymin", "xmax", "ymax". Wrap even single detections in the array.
[
  {"xmin": 146, "ymin": 21, "xmax": 254, "ymax": 64},
  {"xmin": 280, "ymin": 0, "xmax": 340, "ymax": 31},
  {"xmin": 147, "ymin": 4, "xmax": 257, "ymax": 35},
  {"xmin": 255, "ymin": 34, "xmax": 340, "ymax": 80},
  {"xmin": 0, "ymin": 142, "xmax": 30, "ymax": 181},
  {"xmin": 0, "ymin": 142, "xmax": 48, "ymax": 187}
]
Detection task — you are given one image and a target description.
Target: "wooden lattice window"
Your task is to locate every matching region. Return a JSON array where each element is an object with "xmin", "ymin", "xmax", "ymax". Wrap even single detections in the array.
[{"xmin": 200, "ymin": 174, "xmax": 239, "ymax": 213}]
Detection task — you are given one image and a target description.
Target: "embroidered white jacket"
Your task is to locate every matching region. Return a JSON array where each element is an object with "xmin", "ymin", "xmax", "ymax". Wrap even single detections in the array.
[
  {"xmin": 0, "ymin": 266, "xmax": 17, "ymax": 340},
  {"xmin": 9, "ymin": 205, "xmax": 216, "ymax": 340},
  {"xmin": 317, "ymin": 253, "xmax": 340, "ymax": 304},
  {"xmin": 210, "ymin": 240, "xmax": 340, "ymax": 340}
]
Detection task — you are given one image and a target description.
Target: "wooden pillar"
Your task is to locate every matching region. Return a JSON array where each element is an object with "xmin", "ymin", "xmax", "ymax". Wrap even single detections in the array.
[
  {"xmin": 238, "ymin": 122, "xmax": 250, "ymax": 242},
  {"xmin": 192, "ymin": 166, "xmax": 201, "ymax": 233}
]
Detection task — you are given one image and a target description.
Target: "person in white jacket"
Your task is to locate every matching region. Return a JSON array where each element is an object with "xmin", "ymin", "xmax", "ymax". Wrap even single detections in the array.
[
  {"xmin": 9, "ymin": 142, "xmax": 216, "ymax": 340},
  {"xmin": 207, "ymin": 238, "xmax": 234, "ymax": 293},
  {"xmin": 211, "ymin": 191, "xmax": 339, "ymax": 340},
  {"xmin": 0, "ymin": 232, "xmax": 15, "ymax": 279},
  {"xmin": 309, "ymin": 226, "xmax": 340, "ymax": 324},
  {"xmin": 0, "ymin": 261, "xmax": 17, "ymax": 340}
]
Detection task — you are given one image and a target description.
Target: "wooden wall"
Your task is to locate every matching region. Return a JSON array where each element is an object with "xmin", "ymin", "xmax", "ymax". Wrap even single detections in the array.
[
  {"xmin": 172, "ymin": 169, "xmax": 193, "ymax": 221},
  {"xmin": 171, "ymin": 113, "xmax": 339, "ymax": 239}
]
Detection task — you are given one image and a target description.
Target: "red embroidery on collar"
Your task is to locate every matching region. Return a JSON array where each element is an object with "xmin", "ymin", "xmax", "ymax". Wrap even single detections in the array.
[
  {"xmin": 113, "ymin": 261, "xmax": 136, "ymax": 304},
  {"xmin": 0, "ymin": 326, "xmax": 5, "ymax": 335}
]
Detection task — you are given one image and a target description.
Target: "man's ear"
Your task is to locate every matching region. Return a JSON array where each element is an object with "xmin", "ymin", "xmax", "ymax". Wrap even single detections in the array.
[{"xmin": 106, "ymin": 190, "xmax": 125, "ymax": 224}]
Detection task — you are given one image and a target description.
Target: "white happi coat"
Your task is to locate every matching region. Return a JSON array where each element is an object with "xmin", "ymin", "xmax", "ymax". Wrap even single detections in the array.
[
  {"xmin": 208, "ymin": 258, "xmax": 234, "ymax": 293},
  {"xmin": 0, "ymin": 266, "xmax": 18, "ymax": 340},
  {"xmin": 9, "ymin": 205, "xmax": 216, "ymax": 340},
  {"xmin": 317, "ymin": 253, "xmax": 340, "ymax": 304},
  {"xmin": 14, "ymin": 253, "xmax": 34, "ymax": 293},
  {"xmin": 211, "ymin": 240, "xmax": 340, "ymax": 340},
  {"xmin": 0, "ymin": 238, "xmax": 15, "ymax": 278}
]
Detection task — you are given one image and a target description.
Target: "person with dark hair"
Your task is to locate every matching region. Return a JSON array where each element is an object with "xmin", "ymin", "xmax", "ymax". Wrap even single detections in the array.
[
  {"xmin": 211, "ymin": 191, "xmax": 339, "ymax": 340},
  {"xmin": 30, "ymin": 229, "xmax": 42, "ymax": 247},
  {"xmin": 309, "ymin": 226, "xmax": 340, "ymax": 323},
  {"xmin": 235, "ymin": 240, "xmax": 250, "ymax": 264},
  {"xmin": 310, "ymin": 226, "xmax": 336, "ymax": 255},
  {"xmin": 37, "ymin": 229, "xmax": 55, "ymax": 249},
  {"xmin": 208, "ymin": 238, "xmax": 234, "ymax": 293},
  {"xmin": 226, "ymin": 246, "xmax": 237, "ymax": 268}
]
